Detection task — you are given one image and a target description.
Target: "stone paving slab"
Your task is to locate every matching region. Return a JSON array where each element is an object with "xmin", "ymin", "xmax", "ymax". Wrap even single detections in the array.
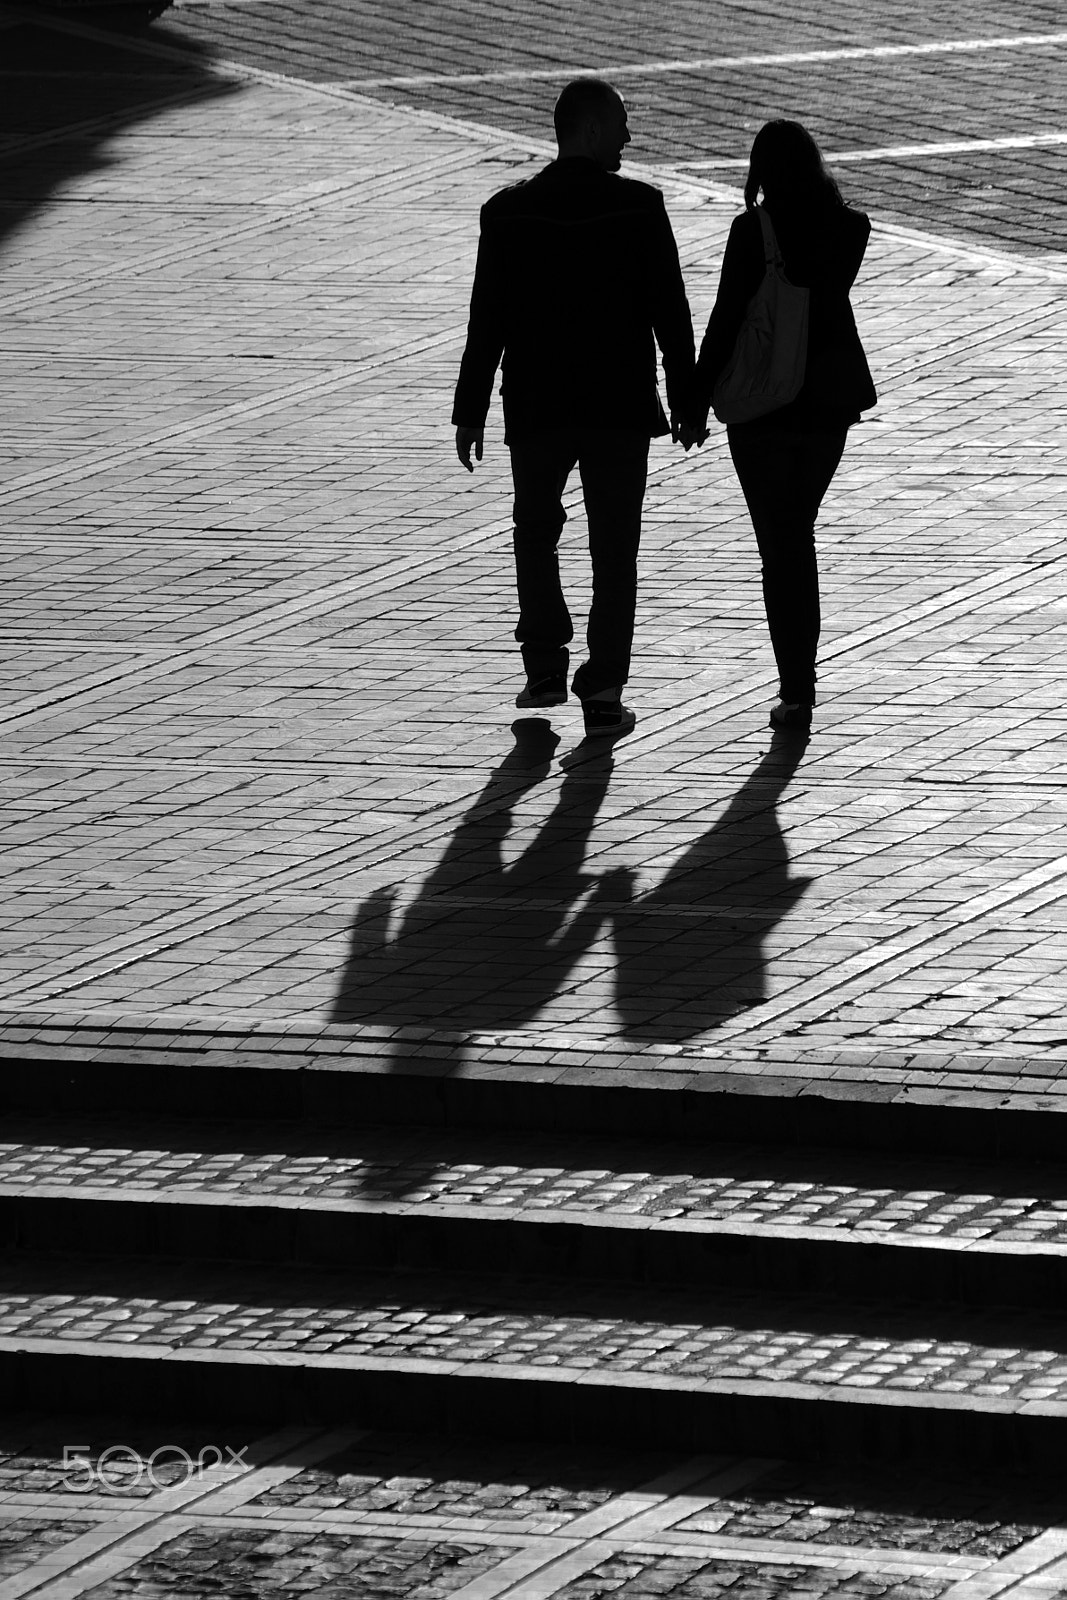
[{"xmin": 0, "ymin": 1418, "xmax": 1065, "ymax": 1598}]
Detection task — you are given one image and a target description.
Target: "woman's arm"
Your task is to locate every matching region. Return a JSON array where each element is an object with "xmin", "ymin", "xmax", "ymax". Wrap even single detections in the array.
[{"xmin": 691, "ymin": 212, "xmax": 763, "ymax": 415}]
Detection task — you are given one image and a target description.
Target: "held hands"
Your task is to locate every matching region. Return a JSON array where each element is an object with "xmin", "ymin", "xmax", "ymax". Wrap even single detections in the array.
[
  {"xmin": 671, "ymin": 412, "xmax": 709, "ymax": 452},
  {"xmin": 456, "ymin": 426, "xmax": 484, "ymax": 472}
]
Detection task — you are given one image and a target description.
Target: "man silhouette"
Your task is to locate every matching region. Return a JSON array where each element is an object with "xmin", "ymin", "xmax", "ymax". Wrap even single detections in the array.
[{"xmin": 453, "ymin": 78, "xmax": 695, "ymax": 736}]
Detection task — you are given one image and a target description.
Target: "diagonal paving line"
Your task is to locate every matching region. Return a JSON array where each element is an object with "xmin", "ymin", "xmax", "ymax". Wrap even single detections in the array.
[
  {"xmin": 0, "ymin": 494, "xmax": 493, "ymax": 728},
  {"xmin": 445, "ymin": 1539, "xmax": 613, "ymax": 1600},
  {"xmin": 592, "ymin": 1458, "xmax": 775, "ymax": 1541},
  {"xmin": 0, "ymin": 81, "xmax": 239, "ymax": 160},
  {"xmin": 443, "ymin": 1457, "xmax": 742, "ymax": 1600},
  {"xmin": 352, "ymin": 30, "xmax": 1067, "ymax": 88},
  {"xmin": 5, "ymin": 13, "xmax": 1065, "ymax": 1024},
  {"xmin": 707, "ymin": 856, "xmax": 1067, "ymax": 1047},
  {"xmin": 0, "ymin": 322, "xmax": 465, "ymax": 512},
  {"xmin": 683, "ymin": 130, "xmax": 1067, "ymax": 166},
  {"xmin": 0, "ymin": 559, "xmax": 1057, "ymax": 1010},
  {"xmin": 0, "ymin": 477, "xmax": 1052, "ymax": 734},
  {"xmin": 0, "ymin": 143, "xmax": 487, "ymax": 320},
  {"xmin": 0, "ymin": 434, "xmax": 690, "ymax": 731},
  {"xmin": 939, "ymin": 1528, "xmax": 1067, "ymax": 1600},
  {"xmin": 16, "ymin": 4, "xmax": 1067, "ymax": 284}
]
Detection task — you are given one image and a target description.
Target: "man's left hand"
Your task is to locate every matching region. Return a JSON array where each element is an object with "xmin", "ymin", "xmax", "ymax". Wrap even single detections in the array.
[{"xmin": 456, "ymin": 426, "xmax": 484, "ymax": 472}]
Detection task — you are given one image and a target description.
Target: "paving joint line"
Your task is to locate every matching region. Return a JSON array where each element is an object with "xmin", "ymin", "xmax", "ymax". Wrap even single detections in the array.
[
  {"xmin": 0, "ymin": 549, "xmax": 1059, "ymax": 1011},
  {"xmin": 0, "ymin": 145, "xmax": 489, "ymax": 319},
  {"xmin": 0, "ymin": 327, "xmax": 465, "ymax": 512},
  {"xmin": 709, "ymin": 855, "xmax": 1067, "ymax": 1047},
  {"xmin": 347, "ymin": 30, "xmax": 1067, "ymax": 88}
]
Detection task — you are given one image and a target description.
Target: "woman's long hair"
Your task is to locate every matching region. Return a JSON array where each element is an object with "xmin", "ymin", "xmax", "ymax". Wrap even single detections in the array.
[{"xmin": 743, "ymin": 120, "xmax": 844, "ymax": 217}]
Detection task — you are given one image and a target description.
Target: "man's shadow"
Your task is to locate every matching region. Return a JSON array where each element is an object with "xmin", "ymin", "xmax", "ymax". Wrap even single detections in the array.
[
  {"xmin": 611, "ymin": 733, "xmax": 812, "ymax": 1040},
  {"xmin": 332, "ymin": 719, "xmax": 626, "ymax": 1047}
]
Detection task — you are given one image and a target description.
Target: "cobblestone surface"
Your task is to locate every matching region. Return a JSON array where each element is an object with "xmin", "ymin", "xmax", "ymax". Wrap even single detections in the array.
[
  {"xmin": 84, "ymin": 1525, "xmax": 511, "ymax": 1598},
  {"xmin": 4, "ymin": 1116, "xmax": 1067, "ymax": 1243},
  {"xmin": 0, "ymin": 1420, "xmax": 254, "ymax": 1502},
  {"xmin": 0, "ymin": 1420, "xmax": 1063, "ymax": 1598},
  {"xmin": 679, "ymin": 1463, "xmax": 1059, "ymax": 1555},
  {"xmin": 0, "ymin": 1515, "xmax": 96, "ymax": 1579},
  {"xmin": 249, "ymin": 1433, "xmax": 651, "ymax": 1528},
  {"xmin": 3, "ymin": 1263, "xmax": 1067, "ymax": 1404},
  {"xmin": 552, "ymin": 1553, "xmax": 954, "ymax": 1600}
]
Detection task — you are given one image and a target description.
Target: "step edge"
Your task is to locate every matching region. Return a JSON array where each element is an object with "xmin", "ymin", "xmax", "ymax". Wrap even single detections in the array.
[
  {"xmin": 1, "ymin": 1335, "xmax": 1063, "ymax": 1417},
  {"xmin": 3, "ymin": 1039, "xmax": 1064, "ymax": 1120},
  {"xmin": 3, "ymin": 1184, "xmax": 1065, "ymax": 1257}
]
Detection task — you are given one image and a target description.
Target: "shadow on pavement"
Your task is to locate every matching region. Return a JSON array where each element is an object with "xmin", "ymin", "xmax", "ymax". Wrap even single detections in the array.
[
  {"xmin": 0, "ymin": 12, "xmax": 236, "ymax": 256},
  {"xmin": 333, "ymin": 724, "xmax": 810, "ymax": 1063},
  {"xmin": 612, "ymin": 732, "xmax": 811, "ymax": 1040},
  {"xmin": 332, "ymin": 717, "xmax": 624, "ymax": 1048}
]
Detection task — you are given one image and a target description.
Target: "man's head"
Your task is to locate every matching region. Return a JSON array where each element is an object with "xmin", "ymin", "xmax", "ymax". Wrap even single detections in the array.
[{"xmin": 553, "ymin": 78, "xmax": 630, "ymax": 171}]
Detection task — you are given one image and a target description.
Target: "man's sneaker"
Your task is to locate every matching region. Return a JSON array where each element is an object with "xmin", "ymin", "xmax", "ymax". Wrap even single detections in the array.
[
  {"xmin": 515, "ymin": 673, "xmax": 567, "ymax": 708},
  {"xmin": 769, "ymin": 700, "xmax": 812, "ymax": 732},
  {"xmin": 582, "ymin": 698, "xmax": 636, "ymax": 737}
]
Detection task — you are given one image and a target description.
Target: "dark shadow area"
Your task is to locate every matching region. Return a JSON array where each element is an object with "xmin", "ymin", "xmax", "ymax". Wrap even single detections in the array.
[
  {"xmin": 332, "ymin": 717, "xmax": 627, "ymax": 1050},
  {"xmin": 5, "ymin": 1249, "xmax": 1067, "ymax": 1362},
  {"xmin": 612, "ymin": 732, "xmax": 811, "ymax": 1039},
  {"xmin": 8, "ymin": 1111, "xmax": 1067, "ymax": 1204},
  {"xmin": 0, "ymin": 12, "xmax": 235, "ymax": 258},
  {"xmin": 209, "ymin": 1427, "xmax": 1067, "ymax": 1554}
]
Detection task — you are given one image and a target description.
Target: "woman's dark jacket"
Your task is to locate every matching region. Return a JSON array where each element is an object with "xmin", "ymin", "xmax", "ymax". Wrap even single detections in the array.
[{"xmin": 692, "ymin": 201, "xmax": 876, "ymax": 430}]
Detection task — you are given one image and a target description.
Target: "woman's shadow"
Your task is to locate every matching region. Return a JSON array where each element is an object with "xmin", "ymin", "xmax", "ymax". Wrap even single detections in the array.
[
  {"xmin": 611, "ymin": 733, "xmax": 812, "ymax": 1041},
  {"xmin": 332, "ymin": 719, "xmax": 627, "ymax": 1049}
]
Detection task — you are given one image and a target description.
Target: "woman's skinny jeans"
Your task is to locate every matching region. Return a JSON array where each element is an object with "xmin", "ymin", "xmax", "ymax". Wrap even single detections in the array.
[{"xmin": 728, "ymin": 422, "xmax": 848, "ymax": 705}]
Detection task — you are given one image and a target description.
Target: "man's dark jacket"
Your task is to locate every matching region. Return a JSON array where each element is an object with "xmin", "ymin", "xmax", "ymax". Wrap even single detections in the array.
[{"xmin": 452, "ymin": 157, "xmax": 694, "ymax": 439}]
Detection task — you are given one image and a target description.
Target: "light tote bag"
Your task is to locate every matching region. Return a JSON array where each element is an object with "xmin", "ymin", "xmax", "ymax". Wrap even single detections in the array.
[{"xmin": 712, "ymin": 206, "xmax": 810, "ymax": 425}]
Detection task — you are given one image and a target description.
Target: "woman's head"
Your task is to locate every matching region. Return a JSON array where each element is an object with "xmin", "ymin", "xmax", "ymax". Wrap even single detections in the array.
[{"xmin": 743, "ymin": 120, "xmax": 843, "ymax": 213}]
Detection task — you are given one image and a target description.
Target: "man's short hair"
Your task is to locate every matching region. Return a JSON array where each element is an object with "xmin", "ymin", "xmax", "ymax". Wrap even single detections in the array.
[{"xmin": 553, "ymin": 78, "xmax": 620, "ymax": 142}]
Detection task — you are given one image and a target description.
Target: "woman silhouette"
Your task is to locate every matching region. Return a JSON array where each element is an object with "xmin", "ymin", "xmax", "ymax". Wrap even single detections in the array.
[{"xmin": 690, "ymin": 121, "xmax": 876, "ymax": 732}]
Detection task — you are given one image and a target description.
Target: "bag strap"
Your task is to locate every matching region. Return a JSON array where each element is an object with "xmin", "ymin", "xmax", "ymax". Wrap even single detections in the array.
[{"xmin": 755, "ymin": 204, "xmax": 781, "ymax": 269}]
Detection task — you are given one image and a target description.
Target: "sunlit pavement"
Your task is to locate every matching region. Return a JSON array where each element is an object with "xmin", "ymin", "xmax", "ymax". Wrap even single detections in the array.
[
  {"xmin": 0, "ymin": 4, "xmax": 1066, "ymax": 1595},
  {"xmin": 2, "ymin": 2, "xmax": 1065, "ymax": 1090}
]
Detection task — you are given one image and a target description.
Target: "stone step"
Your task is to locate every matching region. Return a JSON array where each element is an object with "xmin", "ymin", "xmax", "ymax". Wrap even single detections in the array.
[
  {"xmin": 3, "ymin": 1023, "xmax": 1065, "ymax": 1159},
  {"xmin": 0, "ymin": 1255, "xmax": 1063, "ymax": 1463},
  {"xmin": 2, "ymin": 1115, "xmax": 1066, "ymax": 1304}
]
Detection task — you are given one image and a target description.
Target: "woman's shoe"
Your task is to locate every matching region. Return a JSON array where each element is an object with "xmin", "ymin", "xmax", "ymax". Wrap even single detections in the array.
[{"xmin": 769, "ymin": 700, "xmax": 812, "ymax": 732}]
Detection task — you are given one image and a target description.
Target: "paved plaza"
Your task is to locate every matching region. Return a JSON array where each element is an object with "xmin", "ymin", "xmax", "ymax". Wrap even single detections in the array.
[
  {"xmin": 1, "ymin": 1, "xmax": 1066, "ymax": 1594},
  {"xmin": 2, "ymin": 0, "xmax": 1066, "ymax": 1091}
]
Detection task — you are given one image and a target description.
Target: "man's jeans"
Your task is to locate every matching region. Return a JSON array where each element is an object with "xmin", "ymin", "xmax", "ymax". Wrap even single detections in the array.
[
  {"xmin": 728, "ymin": 424, "xmax": 848, "ymax": 705},
  {"xmin": 509, "ymin": 428, "xmax": 650, "ymax": 700}
]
